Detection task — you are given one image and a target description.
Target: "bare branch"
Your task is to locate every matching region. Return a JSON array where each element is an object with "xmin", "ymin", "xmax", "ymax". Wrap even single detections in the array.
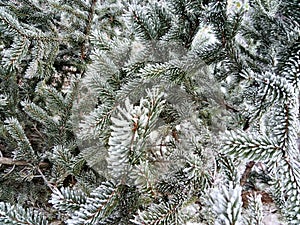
[{"xmin": 0, "ymin": 157, "xmax": 29, "ymax": 166}]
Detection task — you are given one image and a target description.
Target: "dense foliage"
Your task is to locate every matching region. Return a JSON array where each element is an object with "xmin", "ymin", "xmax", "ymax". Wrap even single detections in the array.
[{"xmin": 0, "ymin": 0, "xmax": 299, "ymax": 224}]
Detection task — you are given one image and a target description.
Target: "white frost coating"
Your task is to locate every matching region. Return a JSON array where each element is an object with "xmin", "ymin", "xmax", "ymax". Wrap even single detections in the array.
[
  {"xmin": 209, "ymin": 182, "xmax": 243, "ymax": 225},
  {"xmin": 227, "ymin": 0, "xmax": 250, "ymax": 15},
  {"xmin": 191, "ymin": 23, "xmax": 219, "ymax": 50},
  {"xmin": 262, "ymin": 213, "xmax": 284, "ymax": 225}
]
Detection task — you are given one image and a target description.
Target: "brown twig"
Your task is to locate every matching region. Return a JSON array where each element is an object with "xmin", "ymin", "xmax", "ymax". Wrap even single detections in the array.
[
  {"xmin": 242, "ymin": 190, "xmax": 273, "ymax": 207},
  {"xmin": 0, "ymin": 156, "xmax": 53, "ymax": 191},
  {"xmin": 240, "ymin": 161, "xmax": 255, "ymax": 186},
  {"xmin": 0, "ymin": 157, "xmax": 29, "ymax": 166},
  {"xmin": 0, "ymin": 157, "xmax": 49, "ymax": 168},
  {"xmin": 240, "ymin": 161, "xmax": 274, "ymax": 207}
]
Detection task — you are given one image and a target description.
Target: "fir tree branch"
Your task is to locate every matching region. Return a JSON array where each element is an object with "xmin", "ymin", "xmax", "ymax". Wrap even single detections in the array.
[
  {"xmin": 0, "ymin": 202, "xmax": 49, "ymax": 225},
  {"xmin": 81, "ymin": 0, "xmax": 98, "ymax": 60}
]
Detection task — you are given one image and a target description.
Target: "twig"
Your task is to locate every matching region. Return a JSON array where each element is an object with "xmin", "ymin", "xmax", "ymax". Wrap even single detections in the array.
[
  {"xmin": 0, "ymin": 156, "xmax": 54, "ymax": 191},
  {"xmin": 240, "ymin": 161, "xmax": 255, "ymax": 186},
  {"xmin": 2, "ymin": 165, "xmax": 16, "ymax": 178},
  {"xmin": 32, "ymin": 124, "xmax": 45, "ymax": 141},
  {"xmin": 36, "ymin": 166, "xmax": 55, "ymax": 192},
  {"xmin": 0, "ymin": 157, "xmax": 29, "ymax": 166},
  {"xmin": 0, "ymin": 157, "xmax": 49, "ymax": 168}
]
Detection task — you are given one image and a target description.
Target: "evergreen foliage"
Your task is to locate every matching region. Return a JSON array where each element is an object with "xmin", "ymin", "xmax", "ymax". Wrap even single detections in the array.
[{"xmin": 0, "ymin": 0, "xmax": 299, "ymax": 224}]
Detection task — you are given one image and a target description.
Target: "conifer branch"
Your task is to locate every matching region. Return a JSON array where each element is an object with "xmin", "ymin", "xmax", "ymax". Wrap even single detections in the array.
[
  {"xmin": 0, "ymin": 1, "xmax": 298, "ymax": 224},
  {"xmin": 81, "ymin": 0, "xmax": 98, "ymax": 60}
]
